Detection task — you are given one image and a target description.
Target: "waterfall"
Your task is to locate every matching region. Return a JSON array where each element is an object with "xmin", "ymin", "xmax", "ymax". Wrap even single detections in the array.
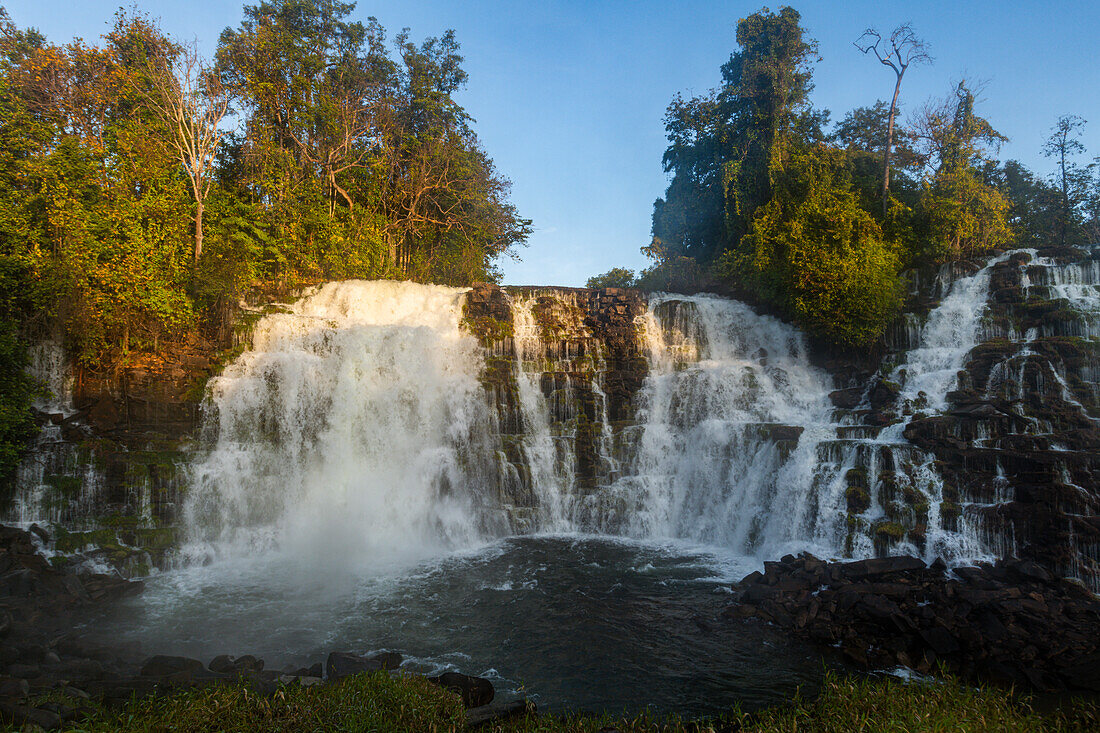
[
  {"xmin": 891, "ymin": 252, "xmax": 1013, "ymax": 413},
  {"xmin": 184, "ymin": 281, "xmax": 507, "ymax": 567},
  {"xmin": 183, "ymin": 273, "xmax": 1021, "ymax": 569},
  {"xmin": 579, "ymin": 296, "xmax": 839, "ymax": 557}
]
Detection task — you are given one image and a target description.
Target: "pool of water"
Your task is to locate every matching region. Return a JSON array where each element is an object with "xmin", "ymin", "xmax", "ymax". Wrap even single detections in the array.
[{"xmin": 87, "ymin": 535, "xmax": 836, "ymax": 716}]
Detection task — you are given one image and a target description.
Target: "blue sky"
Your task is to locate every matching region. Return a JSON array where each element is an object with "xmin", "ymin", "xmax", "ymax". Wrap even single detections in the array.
[{"xmin": 5, "ymin": 1, "xmax": 1099, "ymax": 285}]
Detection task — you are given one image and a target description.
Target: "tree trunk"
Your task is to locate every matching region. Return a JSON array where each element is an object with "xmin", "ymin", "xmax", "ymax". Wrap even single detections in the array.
[
  {"xmin": 882, "ymin": 72, "xmax": 903, "ymax": 217},
  {"xmin": 1060, "ymin": 146, "xmax": 1068, "ymax": 246},
  {"xmin": 194, "ymin": 197, "xmax": 204, "ymax": 265}
]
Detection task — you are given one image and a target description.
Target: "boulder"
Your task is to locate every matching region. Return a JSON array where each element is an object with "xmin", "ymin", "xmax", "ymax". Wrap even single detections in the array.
[
  {"xmin": 465, "ymin": 699, "xmax": 533, "ymax": 727},
  {"xmin": 325, "ymin": 651, "xmax": 402, "ymax": 681},
  {"xmin": 427, "ymin": 671, "xmax": 494, "ymax": 708},
  {"xmin": 140, "ymin": 655, "xmax": 204, "ymax": 678}
]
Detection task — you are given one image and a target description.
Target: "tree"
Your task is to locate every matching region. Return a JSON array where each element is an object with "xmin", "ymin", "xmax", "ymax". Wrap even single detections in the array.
[
  {"xmin": 720, "ymin": 6, "xmax": 819, "ymax": 243},
  {"xmin": 135, "ymin": 39, "xmax": 231, "ymax": 265},
  {"xmin": 913, "ymin": 83, "xmax": 1011, "ymax": 261},
  {"xmin": 833, "ymin": 101, "xmax": 924, "ymax": 211},
  {"xmin": 720, "ymin": 145, "xmax": 903, "ymax": 346},
  {"xmin": 993, "ymin": 160, "xmax": 1062, "ymax": 247},
  {"xmin": 1042, "ymin": 114, "xmax": 1089, "ymax": 246},
  {"xmin": 854, "ymin": 24, "xmax": 931, "ymax": 215},
  {"xmin": 586, "ymin": 268, "xmax": 636, "ymax": 289}
]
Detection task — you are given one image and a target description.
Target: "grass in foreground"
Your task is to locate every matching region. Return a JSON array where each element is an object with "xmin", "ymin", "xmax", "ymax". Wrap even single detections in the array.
[{"xmin": 14, "ymin": 670, "xmax": 1100, "ymax": 732}]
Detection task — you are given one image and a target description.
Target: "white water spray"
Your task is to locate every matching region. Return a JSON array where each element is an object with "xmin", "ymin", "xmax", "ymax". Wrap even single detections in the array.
[{"xmin": 185, "ymin": 281, "xmax": 504, "ymax": 568}]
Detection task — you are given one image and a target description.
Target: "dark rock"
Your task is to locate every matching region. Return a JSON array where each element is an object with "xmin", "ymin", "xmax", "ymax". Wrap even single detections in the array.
[
  {"xmin": 840, "ymin": 556, "xmax": 927, "ymax": 579},
  {"xmin": 140, "ymin": 655, "xmax": 204, "ymax": 678},
  {"xmin": 829, "ymin": 388, "xmax": 863, "ymax": 409},
  {"xmin": 6, "ymin": 664, "xmax": 40, "ymax": 679},
  {"xmin": 0, "ymin": 676, "xmax": 29, "ymax": 698},
  {"xmin": 0, "ymin": 703, "xmax": 61, "ymax": 730},
  {"xmin": 325, "ymin": 651, "xmax": 402, "ymax": 681},
  {"xmin": 427, "ymin": 671, "xmax": 494, "ymax": 708},
  {"xmin": 27, "ymin": 524, "xmax": 49, "ymax": 545},
  {"xmin": 726, "ymin": 552, "xmax": 1100, "ymax": 693},
  {"xmin": 209, "ymin": 654, "xmax": 264, "ymax": 675},
  {"xmin": 465, "ymin": 699, "xmax": 533, "ymax": 727},
  {"xmin": 49, "ymin": 658, "xmax": 105, "ymax": 681}
]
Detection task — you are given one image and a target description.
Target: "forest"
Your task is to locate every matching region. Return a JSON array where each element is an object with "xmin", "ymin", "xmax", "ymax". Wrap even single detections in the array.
[
  {"xmin": 590, "ymin": 7, "xmax": 1100, "ymax": 348},
  {"xmin": 0, "ymin": 0, "xmax": 534, "ymax": 474},
  {"xmin": 0, "ymin": 0, "xmax": 532, "ymax": 362}
]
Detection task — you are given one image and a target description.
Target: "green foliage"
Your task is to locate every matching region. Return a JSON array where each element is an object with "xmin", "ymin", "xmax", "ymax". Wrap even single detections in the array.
[
  {"xmin": 585, "ymin": 267, "xmax": 636, "ymax": 289},
  {"xmin": 74, "ymin": 673, "xmax": 464, "ymax": 733},
  {"xmin": 0, "ymin": 320, "xmax": 39, "ymax": 488},
  {"xmin": 910, "ymin": 83, "xmax": 1012, "ymax": 263},
  {"xmin": 635, "ymin": 251, "xmax": 710, "ymax": 294},
  {"xmin": 648, "ymin": 14, "xmax": 1024, "ymax": 347},
  {"xmin": 0, "ymin": 3, "xmax": 529, "ymax": 374},
  {"xmin": 722, "ymin": 146, "xmax": 903, "ymax": 346},
  {"xmin": 749, "ymin": 671, "xmax": 1100, "ymax": 733}
]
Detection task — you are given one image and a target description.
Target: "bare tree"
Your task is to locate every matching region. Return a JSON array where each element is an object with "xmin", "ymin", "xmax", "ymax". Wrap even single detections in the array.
[
  {"xmin": 141, "ymin": 44, "xmax": 231, "ymax": 265},
  {"xmin": 1043, "ymin": 115, "xmax": 1087, "ymax": 246},
  {"xmin": 855, "ymin": 24, "xmax": 932, "ymax": 214}
]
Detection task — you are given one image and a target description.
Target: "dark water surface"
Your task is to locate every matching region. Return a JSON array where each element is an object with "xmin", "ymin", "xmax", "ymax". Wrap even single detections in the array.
[{"xmin": 88, "ymin": 535, "xmax": 836, "ymax": 716}]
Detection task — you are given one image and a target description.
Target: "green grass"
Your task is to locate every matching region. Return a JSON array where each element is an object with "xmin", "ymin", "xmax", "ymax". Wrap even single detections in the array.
[{"xmin": 15, "ymin": 670, "xmax": 1100, "ymax": 733}]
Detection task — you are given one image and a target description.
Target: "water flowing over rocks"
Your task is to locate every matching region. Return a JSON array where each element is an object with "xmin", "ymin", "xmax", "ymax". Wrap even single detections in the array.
[
  {"xmin": 3, "ymin": 246, "xmax": 1099, "ymax": 610},
  {"xmin": 726, "ymin": 553, "xmax": 1100, "ymax": 692}
]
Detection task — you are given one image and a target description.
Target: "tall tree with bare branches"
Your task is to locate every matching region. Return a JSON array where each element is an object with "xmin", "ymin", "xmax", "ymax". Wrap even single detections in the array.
[
  {"xmin": 1043, "ymin": 114, "xmax": 1088, "ymax": 246},
  {"xmin": 854, "ymin": 23, "xmax": 931, "ymax": 214},
  {"xmin": 137, "ymin": 41, "xmax": 230, "ymax": 265}
]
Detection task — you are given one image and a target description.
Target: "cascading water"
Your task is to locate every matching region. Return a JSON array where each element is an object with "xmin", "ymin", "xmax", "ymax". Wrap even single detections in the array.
[
  {"xmin": 183, "ymin": 271, "xmax": 1023, "ymax": 569},
  {"xmin": 75, "ymin": 249, "xmax": 1100, "ymax": 711},
  {"xmin": 580, "ymin": 296, "xmax": 841, "ymax": 557},
  {"xmin": 184, "ymin": 280, "xmax": 508, "ymax": 568},
  {"xmin": 891, "ymin": 252, "xmax": 1014, "ymax": 413}
]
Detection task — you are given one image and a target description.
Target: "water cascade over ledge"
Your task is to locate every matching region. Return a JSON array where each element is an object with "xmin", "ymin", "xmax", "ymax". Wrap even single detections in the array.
[
  {"xmin": 8, "ymin": 248, "xmax": 1098, "ymax": 590},
  {"xmin": 182, "ymin": 273, "xmax": 1020, "ymax": 570}
]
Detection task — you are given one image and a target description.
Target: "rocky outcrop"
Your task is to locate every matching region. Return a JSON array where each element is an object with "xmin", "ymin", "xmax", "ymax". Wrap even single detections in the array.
[
  {"xmin": 727, "ymin": 552, "xmax": 1100, "ymax": 692},
  {"xmin": 903, "ymin": 248, "xmax": 1100, "ymax": 589},
  {"xmin": 463, "ymin": 284, "xmax": 648, "ymax": 501}
]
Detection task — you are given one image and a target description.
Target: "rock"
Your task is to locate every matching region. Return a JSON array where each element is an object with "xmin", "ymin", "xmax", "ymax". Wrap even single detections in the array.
[
  {"xmin": 279, "ymin": 674, "xmax": 323, "ymax": 687},
  {"xmin": 140, "ymin": 655, "xmax": 204, "ymax": 678},
  {"xmin": 726, "ymin": 552, "xmax": 1100, "ymax": 693},
  {"xmin": 0, "ymin": 676, "xmax": 29, "ymax": 698},
  {"xmin": 0, "ymin": 703, "xmax": 61, "ymax": 730},
  {"xmin": 50, "ymin": 658, "xmax": 105, "ymax": 681},
  {"xmin": 27, "ymin": 524, "xmax": 50, "ymax": 545},
  {"xmin": 841, "ymin": 556, "xmax": 927, "ymax": 579},
  {"xmin": 6, "ymin": 664, "xmax": 40, "ymax": 679},
  {"xmin": 829, "ymin": 388, "xmax": 863, "ymax": 409},
  {"xmin": 209, "ymin": 654, "xmax": 264, "ymax": 675},
  {"xmin": 428, "ymin": 671, "xmax": 494, "ymax": 708},
  {"xmin": 325, "ymin": 651, "xmax": 402, "ymax": 681},
  {"xmin": 465, "ymin": 699, "xmax": 533, "ymax": 727}
]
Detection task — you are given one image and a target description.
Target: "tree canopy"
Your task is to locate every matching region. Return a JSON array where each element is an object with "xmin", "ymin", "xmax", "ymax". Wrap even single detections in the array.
[{"xmin": 634, "ymin": 5, "xmax": 1091, "ymax": 347}]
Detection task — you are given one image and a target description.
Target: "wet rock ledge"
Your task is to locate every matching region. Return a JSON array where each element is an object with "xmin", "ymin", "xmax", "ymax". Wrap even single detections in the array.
[{"xmin": 726, "ymin": 554, "xmax": 1100, "ymax": 692}]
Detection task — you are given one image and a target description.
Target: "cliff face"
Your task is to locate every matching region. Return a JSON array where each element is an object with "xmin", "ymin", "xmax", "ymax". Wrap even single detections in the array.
[
  {"xmin": 902, "ymin": 248, "xmax": 1100, "ymax": 586},
  {"xmin": 5, "ymin": 252, "xmax": 1099, "ymax": 589}
]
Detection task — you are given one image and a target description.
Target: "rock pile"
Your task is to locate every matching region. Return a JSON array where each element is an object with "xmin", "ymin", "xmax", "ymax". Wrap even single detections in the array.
[{"xmin": 726, "ymin": 553, "xmax": 1100, "ymax": 692}]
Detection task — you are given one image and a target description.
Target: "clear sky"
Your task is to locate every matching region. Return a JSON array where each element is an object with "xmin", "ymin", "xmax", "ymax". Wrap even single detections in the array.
[{"xmin": 5, "ymin": 1, "xmax": 1099, "ymax": 286}]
